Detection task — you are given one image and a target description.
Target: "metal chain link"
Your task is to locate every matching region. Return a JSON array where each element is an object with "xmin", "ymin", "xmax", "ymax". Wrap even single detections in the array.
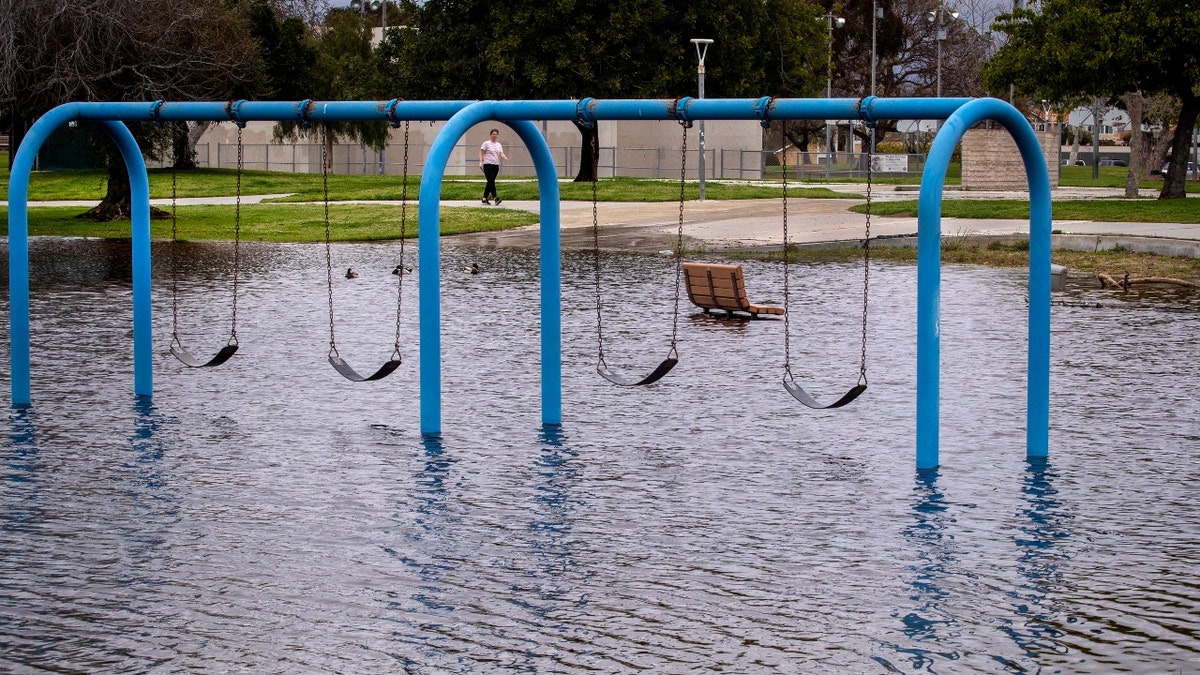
[
  {"xmin": 230, "ymin": 125, "xmax": 242, "ymax": 345},
  {"xmin": 393, "ymin": 120, "xmax": 410, "ymax": 357},
  {"xmin": 170, "ymin": 152, "xmax": 181, "ymax": 349},
  {"xmin": 859, "ymin": 143, "xmax": 873, "ymax": 385},
  {"xmin": 669, "ymin": 122, "xmax": 686, "ymax": 357},
  {"xmin": 780, "ymin": 133, "xmax": 792, "ymax": 379},
  {"xmin": 322, "ymin": 127, "xmax": 338, "ymax": 356},
  {"xmin": 590, "ymin": 132, "xmax": 607, "ymax": 367}
]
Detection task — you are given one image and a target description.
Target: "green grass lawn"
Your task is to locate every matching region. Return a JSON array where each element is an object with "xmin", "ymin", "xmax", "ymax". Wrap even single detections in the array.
[
  {"xmin": 1, "ymin": 167, "xmax": 851, "ymax": 203},
  {"xmin": 3, "ymin": 161, "xmax": 1196, "ymax": 242},
  {"xmin": 0, "ymin": 203, "xmax": 540, "ymax": 243},
  {"xmin": 860, "ymin": 197, "xmax": 1200, "ymax": 223}
]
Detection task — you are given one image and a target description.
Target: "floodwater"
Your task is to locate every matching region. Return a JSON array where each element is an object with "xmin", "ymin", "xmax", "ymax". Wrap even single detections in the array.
[{"xmin": 1, "ymin": 237, "xmax": 1198, "ymax": 673}]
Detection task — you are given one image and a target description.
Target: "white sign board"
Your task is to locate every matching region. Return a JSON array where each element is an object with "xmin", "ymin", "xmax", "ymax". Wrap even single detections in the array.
[{"xmin": 871, "ymin": 154, "xmax": 909, "ymax": 173}]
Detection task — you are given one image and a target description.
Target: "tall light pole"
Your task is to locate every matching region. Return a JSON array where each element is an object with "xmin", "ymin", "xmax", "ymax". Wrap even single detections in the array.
[
  {"xmin": 350, "ymin": 0, "xmax": 386, "ymax": 32},
  {"xmin": 821, "ymin": 13, "xmax": 845, "ymax": 179},
  {"xmin": 926, "ymin": 6, "xmax": 959, "ymax": 99},
  {"xmin": 691, "ymin": 38, "xmax": 713, "ymax": 201}
]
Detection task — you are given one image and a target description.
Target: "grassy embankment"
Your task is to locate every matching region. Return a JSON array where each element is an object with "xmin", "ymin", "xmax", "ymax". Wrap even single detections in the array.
[
  {"xmin": 2, "ymin": 159, "xmax": 1197, "ymax": 280},
  {"xmin": 0, "ymin": 165, "xmax": 846, "ymax": 242}
]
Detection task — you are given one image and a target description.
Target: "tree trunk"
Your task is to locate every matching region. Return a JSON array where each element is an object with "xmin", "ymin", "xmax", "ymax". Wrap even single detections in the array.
[
  {"xmin": 1069, "ymin": 123, "xmax": 1080, "ymax": 165},
  {"xmin": 573, "ymin": 120, "xmax": 598, "ymax": 182},
  {"xmin": 77, "ymin": 161, "xmax": 169, "ymax": 222},
  {"xmin": 783, "ymin": 128, "xmax": 812, "ymax": 164},
  {"xmin": 187, "ymin": 121, "xmax": 210, "ymax": 166},
  {"xmin": 1149, "ymin": 127, "xmax": 1174, "ymax": 177},
  {"xmin": 78, "ymin": 162, "xmax": 133, "ymax": 221},
  {"xmin": 1122, "ymin": 91, "xmax": 1144, "ymax": 199},
  {"xmin": 1159, "ymin": 93, "xmax": 1199, "ymax": 200},
  {"xmin": 172, "ymin": 121, "xmax": 197, "ymax": 170}
]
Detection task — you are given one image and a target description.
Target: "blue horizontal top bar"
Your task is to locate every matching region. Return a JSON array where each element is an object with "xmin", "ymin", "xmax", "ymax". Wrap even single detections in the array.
[{"xmin": 50, "ymin": 97, "xmax": 976, "ymax": 124}]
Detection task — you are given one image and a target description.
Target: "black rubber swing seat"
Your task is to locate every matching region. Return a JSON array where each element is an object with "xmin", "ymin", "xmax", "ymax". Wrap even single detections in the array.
[
  {"xmin": 329, "ymin": 354, "xmax": 402, "ymax": 382},
  {"xmin": 598, "ymin": 356, "xmax": 678, "ymax": 387},
  {"xmin": 783, "ymin": 378, "xmax": 866, "ymax": 409},
  {"xmin": 171, "ymin": 343, "xmax": 238, "ymax": 368}
]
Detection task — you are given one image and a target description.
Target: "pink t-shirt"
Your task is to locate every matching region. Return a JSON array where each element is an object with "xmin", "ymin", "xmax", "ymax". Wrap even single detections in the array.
[{"xmin": 480, "ymin": 140, "xmax": 503, "ymax": 165}]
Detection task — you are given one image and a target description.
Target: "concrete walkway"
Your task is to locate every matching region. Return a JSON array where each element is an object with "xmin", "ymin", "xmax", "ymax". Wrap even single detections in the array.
[
  {"xmin": 10, "ymin": 185, "xmax": 1199, "ymax": 256},
  {"xmin": 447, "ymin": 185, "xmax": 1200, "ymax": 257}
]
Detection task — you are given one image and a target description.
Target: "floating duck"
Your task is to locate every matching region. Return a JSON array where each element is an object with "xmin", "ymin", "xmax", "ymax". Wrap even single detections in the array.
[
  {"xmin": 345, "ymin": 268, "xmax": 358, "ymax": 279},
  {"xmin": 464, "ymin": 263, "xmax": 480, "ymax": 274},
  {"xmin": 392, "ymin": 265, "xmax": 413, "ymax": 276}
]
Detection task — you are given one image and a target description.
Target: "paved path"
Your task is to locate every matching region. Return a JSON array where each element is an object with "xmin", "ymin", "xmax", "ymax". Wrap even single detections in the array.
[
  {"xmin": 10, "ymin": 185, "xmax": 1199, "ymax": 256},
  {"xmin": 446, "ymin": 185, "xmax": 1200, "ymax": 256}
]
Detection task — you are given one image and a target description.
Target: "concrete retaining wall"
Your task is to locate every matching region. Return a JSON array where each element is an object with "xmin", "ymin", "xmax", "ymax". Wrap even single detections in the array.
[{"xmin": 191, "ymin": 119, "xmax": 764, "ymax": 179}]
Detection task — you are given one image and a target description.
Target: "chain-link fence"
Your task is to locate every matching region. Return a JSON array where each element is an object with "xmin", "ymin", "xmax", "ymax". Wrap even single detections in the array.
[{"xmin": 174, "ymin": 142, "xmax": 942, "ymax": 181}]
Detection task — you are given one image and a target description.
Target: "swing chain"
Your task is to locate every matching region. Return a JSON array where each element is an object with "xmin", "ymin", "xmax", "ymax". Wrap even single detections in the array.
[
  {"xmin": 590, "ymin": 132, "xmax": 607, "ymax": 367},
  {"xmin": 780, "ymin": 123, "xmax": 793, "ymax": 379},
  {"xmin": 394, "ymin": 120, "xmax": 410, "ymax": 357},
  {"xmin": 230, "ymin": 125, "xmax": 242, "ymax": 345},
  {"xmin": 322, "ymin": 126, "xmax": 338, "ymax": 355},
  {"xmin": 671, "ymin": 123, "xmax": 687, "ymax": 351},
  {"xmin": 859, "ymin": 137, "xmax": 873, "ymax": 386},
  {"xmin": 170, "ymin": 148, "xmax": 182, "ymax": 349}
]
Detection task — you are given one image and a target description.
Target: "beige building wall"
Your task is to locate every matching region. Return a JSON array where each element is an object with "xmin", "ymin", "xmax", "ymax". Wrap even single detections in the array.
[
  {"xmin": 194, "ymin": 117, "xmax": 764, "ymax": 179},
  {"xmin": 961, "ymin": 127, "xmax": 1059, "ymax": 190}
]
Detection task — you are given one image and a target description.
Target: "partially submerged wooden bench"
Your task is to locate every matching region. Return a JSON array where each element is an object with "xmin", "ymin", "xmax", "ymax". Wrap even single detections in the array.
[{"xmin": 682, "ymin": 262, "xmax": 784, "ymax": 318}]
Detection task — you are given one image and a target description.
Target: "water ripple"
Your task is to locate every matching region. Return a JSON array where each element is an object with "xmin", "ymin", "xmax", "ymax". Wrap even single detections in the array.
[{"xmin": 0, "ymin": 240, "xmax": 1197, "ymax": 672}]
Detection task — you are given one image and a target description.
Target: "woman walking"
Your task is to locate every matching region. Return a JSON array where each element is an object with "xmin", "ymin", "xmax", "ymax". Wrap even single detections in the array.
[{"xmin": 478, "ymin": 128, "xmax": 508, "ymax": 205}]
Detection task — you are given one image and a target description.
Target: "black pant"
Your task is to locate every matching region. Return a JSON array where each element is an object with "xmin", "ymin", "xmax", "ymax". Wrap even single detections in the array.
[{"xmin": 482, "ymin": 163, "xmax": 500, "ymax": 200}]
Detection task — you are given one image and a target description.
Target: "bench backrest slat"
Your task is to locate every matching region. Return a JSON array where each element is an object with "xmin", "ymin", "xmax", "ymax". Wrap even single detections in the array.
[{"xmin": 682, "ymin": 263, "xmax": 751, "ymax": 312}]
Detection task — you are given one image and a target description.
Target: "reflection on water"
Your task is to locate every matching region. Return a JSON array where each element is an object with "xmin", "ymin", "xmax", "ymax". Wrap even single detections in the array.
[
  {"xmin": 882, "ymin": 469, "xmax": 964, "ymax": 671},
  {"xmin": 1, "ymin": 238, "xmax": 1198, "ymax": 671},
  {"xmin": 1004, "ymin": 457, "xmax": 1073, "ymax": 662}
]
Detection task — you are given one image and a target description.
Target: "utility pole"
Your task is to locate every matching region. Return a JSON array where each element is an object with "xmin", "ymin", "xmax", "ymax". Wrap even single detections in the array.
[
  {"xmin": 821, "ymin": 13, "xmax": 845, "ymax": 178},
  {"xmin": 691, "ymin": 39, "xmax": 713, "ymax": 201}
]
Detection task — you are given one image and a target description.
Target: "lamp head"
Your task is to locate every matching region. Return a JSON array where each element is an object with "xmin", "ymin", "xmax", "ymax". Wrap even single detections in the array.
[
  {"xmin": 926, "ymin": 10, "xmax": 936, "ymax": 21},
  {"xmin": 835, "ymin": 17, "xmax": 846, "ymax": 28},
  {"xmin": 349, "ymin": 0, "xmax": 362, "ymax": 10},
  {"xmin": 369, "ymin": 0, "xmax": 382, "ymax": 10}
]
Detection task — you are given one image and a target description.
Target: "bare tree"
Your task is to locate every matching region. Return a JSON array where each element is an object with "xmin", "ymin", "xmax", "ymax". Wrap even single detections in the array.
[
  {"xmin": 1, "ymin": 0, "xmax": 262, "ymax": 220},
  {"xmin": 272, "ymin": 0, "xmax": 334, "ymax": 27},
  {"xmin": 828, "ymin": 0, "xmax": 1004, "ymax": 150}
]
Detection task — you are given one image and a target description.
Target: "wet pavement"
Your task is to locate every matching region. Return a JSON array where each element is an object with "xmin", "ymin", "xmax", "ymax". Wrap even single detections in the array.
[{"xmin": 12, "ymin": 184, "xmax": 1199, "ymax": 256}]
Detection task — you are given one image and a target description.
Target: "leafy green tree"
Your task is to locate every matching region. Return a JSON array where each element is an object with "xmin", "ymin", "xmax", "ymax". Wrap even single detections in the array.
[
  {"xmin": 394, "ymin": 0, "xmax": 827, "ymax": 180},
  {"xmin": 984, "ymin": 0, "xmax": 1200, "ymax": 199},
  {"xmin": 273, "ymin": 8, "xmax": 394, "ymax": 163},
  {"xmin": 251, "ymin": 2, "xmax": 318, "ymax": 100}
]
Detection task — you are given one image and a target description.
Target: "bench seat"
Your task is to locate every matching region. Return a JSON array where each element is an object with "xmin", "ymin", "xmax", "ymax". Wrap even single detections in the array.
[{"xmin": 682, "ymin": 262, "xmax": 784, "ymax": 318}]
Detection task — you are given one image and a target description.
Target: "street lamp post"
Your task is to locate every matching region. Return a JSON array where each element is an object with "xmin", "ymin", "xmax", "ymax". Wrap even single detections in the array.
[
  {"xmin": 821, "ymin": 13, "xmax": 845, "ymax": 179},
  {"xmin": 349, "ymin": 0, "xmax": 386, "ymax": 31},
  {"xmin": 691, "ymin": 38, "xmax": 713, "ymax": 201},
  {"xmin": 926, "ymin": 6, "xmax": 959, "ymax": 99}
]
